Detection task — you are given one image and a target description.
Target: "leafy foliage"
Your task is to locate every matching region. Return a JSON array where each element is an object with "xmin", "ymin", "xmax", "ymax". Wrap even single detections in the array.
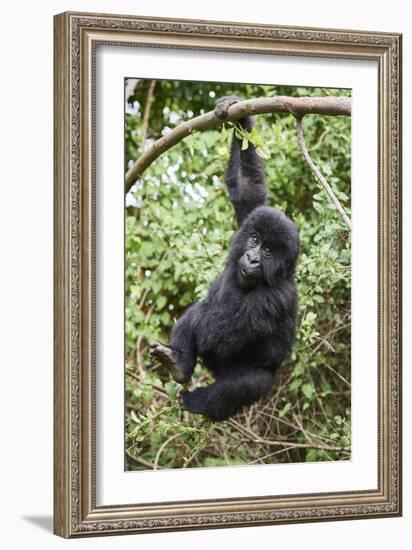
[{"xmin": 125, "ymin": 79, "xmax": 351, "ymax": 469}]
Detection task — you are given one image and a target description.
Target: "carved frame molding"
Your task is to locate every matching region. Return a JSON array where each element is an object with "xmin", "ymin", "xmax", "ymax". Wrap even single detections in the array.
[{"xmin": 53, "ymin": 12, "xmax": 402, "ymax": 537}]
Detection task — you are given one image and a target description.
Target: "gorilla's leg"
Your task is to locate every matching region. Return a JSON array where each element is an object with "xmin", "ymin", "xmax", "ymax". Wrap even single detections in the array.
[
  {"xmin": 180, "ymin": 366, "xmax": 276, "ymax": 421},
  {"xmin": 149, "ymin": 305, "xmax": 198, "ymax": 383}
]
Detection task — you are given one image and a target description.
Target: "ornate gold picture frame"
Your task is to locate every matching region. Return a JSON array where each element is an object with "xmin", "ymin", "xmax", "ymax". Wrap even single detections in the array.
[{"xmin": 53, "ymin": 11, "xmax": 402, "ymax": 538}]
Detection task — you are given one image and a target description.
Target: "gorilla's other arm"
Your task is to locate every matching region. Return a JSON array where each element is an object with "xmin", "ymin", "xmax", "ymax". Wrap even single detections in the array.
[{"xmin": 150, "ymin": 303, "xmax": 199, "ymax": 383}]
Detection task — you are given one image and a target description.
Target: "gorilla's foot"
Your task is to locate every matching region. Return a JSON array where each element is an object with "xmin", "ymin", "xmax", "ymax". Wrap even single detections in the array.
[
  {"xmin": 149, "ymin": 342, "xmax": 187, "ymax": 383},
  {"xmin": 179, "ymin": 388, "xmax": 222, "ymax": 421},
  {"xmin": 179, "ymin": 388, "xmax": 208, "ymax": 417}
]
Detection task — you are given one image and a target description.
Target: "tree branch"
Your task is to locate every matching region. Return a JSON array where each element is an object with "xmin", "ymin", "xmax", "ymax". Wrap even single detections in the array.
[
  {"xmin": 140, "ymin": 80, "xmax": 156, "ymax": 147},
  {"xmin": 125, "ymin": 78, "xmax": 139, "ymax": 102},
  {"xmin": 295, "ymin": 117, "xmax": 352, "ymax": 231},
  {"xmin": 125, "ymin": 96, "xmax": 351, "ymax": 193}
]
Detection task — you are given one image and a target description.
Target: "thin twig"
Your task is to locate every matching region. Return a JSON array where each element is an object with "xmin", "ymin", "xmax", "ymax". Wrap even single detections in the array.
[
  {"xmin": 228, "ymin": 418, "xmax": 348, "ymax": 453},
  {"xmin": 248, "ymin": 446, "xmax": 301, "ymax": 464},
  {"xmin": 295, "ymin": 116, "xmax": 352, "ymax": 231},
  {"xmin": 125, "ymin": 449, "xmax": 157, "ymax": 469},
  {"xmin": 125, "ymin": 370, "xmax": 170, "ymax": 398},
  {"xmin": 153, "ymin": 433, "xmax": 181, "ymax": 470},
  {"xmin": 322, "ymin": 362, "xmax": 351, "ymax": 388}
]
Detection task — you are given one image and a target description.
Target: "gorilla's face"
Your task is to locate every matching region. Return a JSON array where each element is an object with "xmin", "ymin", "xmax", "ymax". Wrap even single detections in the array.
[
  {"xmin": 231, "ymin": 206, "xmax": 300, "ymax": 289},
  {"xmin": 238, "ymin": 232, "xmax": 273, "ymax": 285}
]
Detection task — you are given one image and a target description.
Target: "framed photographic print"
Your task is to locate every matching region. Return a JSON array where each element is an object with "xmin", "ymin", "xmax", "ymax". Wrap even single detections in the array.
[{"xmin": 53, "ymin": 11, "xmax": 402, "ymax": 538}]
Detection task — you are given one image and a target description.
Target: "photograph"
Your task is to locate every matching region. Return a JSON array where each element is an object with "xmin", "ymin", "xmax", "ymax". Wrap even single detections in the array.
[{"xmin": 124, "ymin": 78, "xmax": 352, "ymax": 471}]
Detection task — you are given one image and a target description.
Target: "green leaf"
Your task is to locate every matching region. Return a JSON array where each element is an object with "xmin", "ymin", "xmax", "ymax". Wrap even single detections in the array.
[
  {"xmin": 289, "ymin": 379, "xmax": 302, "ymax": 392},
  {"xmin": 292, "ymin": 364, "xmax": 305, "ymax": 377},
  {"xmin": 313, "ymin": 201, "xmax": 324, "ymax": 214},
  {"xmin": 302, "ymin": 383, "xmax": 315, "ymax": 400},
  {"xmin": 305, "ymin": 449, "xmax": 319, "ymax": 462},
  {"xmin": 156, "ymin": 295, "xmax": 167, "ymax": 310},
  {"xmin": 256, "ymin": 146, "xmax": 270, "ymax": 159},
  {"xmin": 279, "ymin": 402, "xmax": 292, "ymax": 417},
  {"xmin": 220, "ymin": 125, "xmax": 228, "ymax": 141},
  {"xmin": 164, "ymin": 382, "xmax": 177, "ymax": 399}
]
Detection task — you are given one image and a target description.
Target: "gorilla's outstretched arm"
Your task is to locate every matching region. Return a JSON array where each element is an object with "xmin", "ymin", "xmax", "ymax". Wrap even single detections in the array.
[{"xmin": 215, "ymin": 96, "xmax": 267, "ymax": 227}]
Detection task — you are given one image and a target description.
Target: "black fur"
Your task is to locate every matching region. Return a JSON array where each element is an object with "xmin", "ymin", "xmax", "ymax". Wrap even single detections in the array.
[{"xmin": 149, "ymin": 96, "xmax": 299, "ymax": 421}]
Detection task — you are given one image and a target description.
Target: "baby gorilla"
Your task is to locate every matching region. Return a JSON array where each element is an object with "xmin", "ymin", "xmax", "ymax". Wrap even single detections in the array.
[{"xmin": 150, "ymin": 96, "xmax": 300, "ymax": 421}]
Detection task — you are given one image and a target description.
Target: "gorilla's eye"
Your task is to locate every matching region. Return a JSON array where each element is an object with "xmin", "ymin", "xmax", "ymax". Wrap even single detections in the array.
[
  {"xmin": 263, "ymin": 245, "xmax": 272, "ymax": 256},
  {"xmin": 250, "ymin": 234, "xmax": 260, "ymax": 245}
]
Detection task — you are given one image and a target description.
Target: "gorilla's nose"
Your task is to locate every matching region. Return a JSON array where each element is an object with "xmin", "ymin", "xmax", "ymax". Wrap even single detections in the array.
[{"xmin": 246, "ymin": 250, "xmax": 260, "ymax": 266}]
